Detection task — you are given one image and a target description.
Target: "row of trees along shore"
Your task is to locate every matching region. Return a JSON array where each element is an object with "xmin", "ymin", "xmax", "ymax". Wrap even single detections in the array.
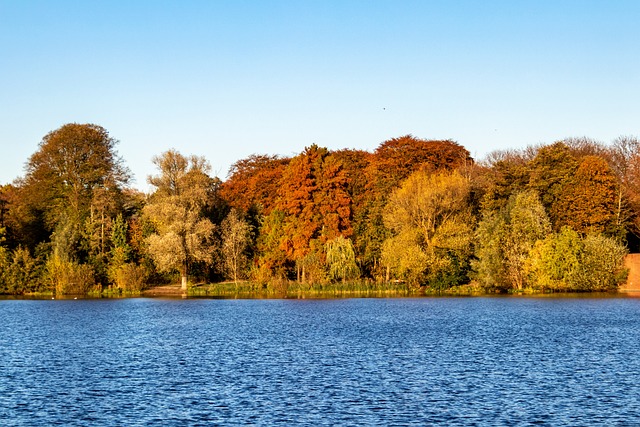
[{"xmin": 0, "ymin": 123, "xmax": 637, "ymax": 295}]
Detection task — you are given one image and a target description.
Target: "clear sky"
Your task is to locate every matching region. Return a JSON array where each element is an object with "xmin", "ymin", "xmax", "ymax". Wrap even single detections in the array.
[{"xmin": 1, "ymin": 0, "xmax": 639, "ymax": 190}]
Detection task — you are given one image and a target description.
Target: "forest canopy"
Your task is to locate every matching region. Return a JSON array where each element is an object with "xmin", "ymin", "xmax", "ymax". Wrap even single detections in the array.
[{"xmin": 0, "ymin": 124, "xmax": 636, "ymax": 295}]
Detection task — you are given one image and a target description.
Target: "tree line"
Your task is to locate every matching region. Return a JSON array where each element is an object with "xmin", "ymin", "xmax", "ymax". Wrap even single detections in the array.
[{"xmin": 0, "ymin": 123, "xmax": 636, "ymax": 295}]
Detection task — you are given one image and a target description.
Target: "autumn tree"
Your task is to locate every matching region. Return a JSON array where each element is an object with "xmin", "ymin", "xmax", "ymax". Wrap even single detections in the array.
[
  {"xmin": 0, "ymin": 184, "xmax": 41, "ymax": 250},
  {"xmin": 331, "ymin": 149, "xmax": 372, "ymax": 212},
  {"xmin": 20, "ymin": 123, "xmax": 129, "ymax": 242},
  {"xmin": 554, "ymin": 156, "xmax": 618, "ymax": 235},
  {"xmin": 220, "ymin": 154, "xmax": 290, "ymax": 214},
  {"xmin": 276, "ymin": 145, "xmax": 351, "ymax": 282},
  {"xmin": 143, "ymin": 150, "xmax": 216, "ymax": 290},
  {"xmin": 221, "ymin": 208, "xmax": 252, "ymax": 283},
  {"xmin": 369, "ymin": 135, "xmax": 472, "ymax": 194},
  {"xmin": 355, "ymin": 135, "xmax": 472, "ymax": 279},
  {"xmin": 608, "ymin": 136, "xmax": 640, "ymax": 244},
  {"xmin": 381, "ymin": 170, "xmax": 474, "ymax": 289}
]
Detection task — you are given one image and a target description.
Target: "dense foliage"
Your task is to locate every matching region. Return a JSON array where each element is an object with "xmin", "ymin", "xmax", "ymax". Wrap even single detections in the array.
[{"xmin": 0, "ymin": 124, "xmax": 635, "ymax": 295}]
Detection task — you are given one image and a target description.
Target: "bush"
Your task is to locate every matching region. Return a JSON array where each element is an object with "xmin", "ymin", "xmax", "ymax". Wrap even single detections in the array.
[
  {"xmin": 528, "ymin": 228, "xmax": 627, "ymax": 291},
  {"xmin": 0, "ymin": 247, "xmax": 46, "ymax": 295},
  {"xmin": 46, "ymin": 257, "xmax": 95, "ymax": 295},
  {"xmin": 7, "ymin": 247, "xmax": 44, "ymax": 294},
  {"xmin": 110, "ymin": 263, "xmax": 148, "ymax": 293},
  {"xmin": 527, "ymin": 227, "xmax": 582, "ymax": 291},
  {"xmin": 575, "ymin": 233, "xmax": 627, "ymax": 291}
]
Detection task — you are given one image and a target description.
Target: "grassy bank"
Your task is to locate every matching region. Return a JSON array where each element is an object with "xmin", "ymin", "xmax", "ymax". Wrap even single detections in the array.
[
  {"xmin": 2, "ymin": 281, "xmax": 625, "ymax": 299},
  {"xmin": 184, "ymin": 280, "xmax": 487, "ymax": 298}
]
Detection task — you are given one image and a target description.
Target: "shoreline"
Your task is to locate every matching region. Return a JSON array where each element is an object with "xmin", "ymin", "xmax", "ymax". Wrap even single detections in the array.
[{"xmin": 3, "ymin": 283, "xmax": 638, "ymax": 300}]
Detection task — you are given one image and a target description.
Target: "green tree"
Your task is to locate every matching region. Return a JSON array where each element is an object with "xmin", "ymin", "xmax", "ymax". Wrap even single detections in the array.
[
  {"xmin": 326, "ymin": 236, "xmax": 360, "ymax": 282},
  {"xmin": 474, "ymin": 190, "xmax": 551, "ymax": 291},
  {"xmin": 255, "ymin": 209, "xmax": 290, "ymax": 282},
  {"xmin": 503, "ymin": 190, "xmax": 551, "ymax": 290},
  {"xmin": 143, "ymin": 150, "xmax": 216, "ymax": 290},
  {"xmin": 527, "ymin": 142, "xmax": 578, "ymax": 229},
  {"xmin": 5, "ymin": 247, "xmax": 42, "ymax": 295},
  {"xmin": 479, "ymin": 149, "xmax": 533, "ymax": 212},
  {"xmin": 106, "ymin": 213, "xmax": 146, "ymax": 292},
  {"xmin": 20, "ymin": 123, "xmax": 129, "ymax": 240},
  {"xmin": 472, "ymin": 211, "xmax": 509, "ymax": 291},
  {"xmin": 110, "ymin": 214, "xmax": 131, "ymax": 266},
  {"xmin": 527, "ymin": 226, "xmax": 583, "ymax": 291},
  {"xmin": 576, "ymin": 233, "xmax": 628, "ymax": 290},
  {"xmin": 528, "ymin": 228, "xmax": 627, "ymax": 291}
]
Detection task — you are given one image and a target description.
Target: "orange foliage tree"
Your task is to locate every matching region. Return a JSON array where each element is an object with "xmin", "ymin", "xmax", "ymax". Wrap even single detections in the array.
[
  {"xmin": 220, "ymin": 154, "xmax": 290, "ymax": 214},
  {"xmin": 275, "ymin": 145, "xmax": 351, "ymax": 282},
  {"xmin": 354, "ymin": 135, "xmax": 472, "ymax": 279},
  {"xmin": 555, "ymin": 156, "xmax": 619, "ymax": 235},
  {"xmin": 368, "ymin": 135, "xmax": 472, "ymax": 195}
]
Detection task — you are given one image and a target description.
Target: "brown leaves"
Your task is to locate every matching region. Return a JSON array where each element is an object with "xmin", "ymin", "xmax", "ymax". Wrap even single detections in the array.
[
  {"xmin": 220, "ymin": 154, "xmax": 290, "ymax": 213},
  {"xmin": 554, "ymin": 156, "xmax": 618, "ymax": 234}
]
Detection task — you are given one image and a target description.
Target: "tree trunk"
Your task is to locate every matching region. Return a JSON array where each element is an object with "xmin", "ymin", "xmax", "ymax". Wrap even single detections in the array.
[
  {"xmin": 181, "ymin": 261, "xmax": 188, "ymax": 291},
  {"xmin": 617, "ymin": 188, "xmax": 624, "ymax": 227}
]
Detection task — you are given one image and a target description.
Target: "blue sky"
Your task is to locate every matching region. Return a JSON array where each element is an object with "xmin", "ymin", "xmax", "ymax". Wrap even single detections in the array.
[{"xmin": 1, "ymin": 0, "xmax": 639, "ymax": 190}]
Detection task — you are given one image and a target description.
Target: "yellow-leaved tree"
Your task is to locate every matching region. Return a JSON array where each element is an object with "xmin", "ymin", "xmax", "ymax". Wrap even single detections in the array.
[
  {"xmin": 143, "ymin": 150, "xmax": 216, "ymax": 290},
  {"xmin": 381, "ymin": 170, "xmax": 474, "ymax": 289}
]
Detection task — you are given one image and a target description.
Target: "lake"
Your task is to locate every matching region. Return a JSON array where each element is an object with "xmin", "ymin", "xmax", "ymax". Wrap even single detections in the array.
[{"xmin": 1, "ymin": 295, "xmax": 640, "ymax": 425}]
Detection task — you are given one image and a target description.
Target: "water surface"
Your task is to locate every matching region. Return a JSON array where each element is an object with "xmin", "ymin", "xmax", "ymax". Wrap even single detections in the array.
[{"xmin": 1, "ymin": 296, "xmax": 639, "ymax": 425}]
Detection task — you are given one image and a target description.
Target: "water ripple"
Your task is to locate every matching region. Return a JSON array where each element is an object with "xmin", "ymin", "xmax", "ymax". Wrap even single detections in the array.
[{"xmin": 1, "ymin": 297, "xmax": 640, "ymax": 425}]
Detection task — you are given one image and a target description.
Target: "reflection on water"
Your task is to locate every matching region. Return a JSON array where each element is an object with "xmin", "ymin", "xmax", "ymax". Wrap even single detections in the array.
[{"xmin": 1, "ymin": 297, "xmax": 639, "ymax": 425}]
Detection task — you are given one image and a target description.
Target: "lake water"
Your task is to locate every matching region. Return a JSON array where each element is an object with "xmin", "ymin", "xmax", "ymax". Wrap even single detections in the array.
[{"xmin": 1, "ymin": 295, "xmax": 640, "ymax": 426}]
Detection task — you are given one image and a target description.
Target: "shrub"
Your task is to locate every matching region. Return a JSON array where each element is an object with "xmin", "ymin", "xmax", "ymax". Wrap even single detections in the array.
[
  {"xmin": 110, "ymin": 263, "xmax": 148, "ymax": 293},
  {"xmin": 575, "ymin": 234, "xmax": 628, "ymax": 291},
  {"xmin": 528, "ymin": 228, "xmax": 627, "ymax": 291},
  {"xmin": 46, "ymin": 257, "xmax": 95, "ymax": 295}
]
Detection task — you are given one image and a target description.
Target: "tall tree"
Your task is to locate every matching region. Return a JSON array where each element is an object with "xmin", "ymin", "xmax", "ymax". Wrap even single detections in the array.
[
  {"xmin": 21, "ymin": 123, "xmax": 129, "ymax": 235},
  {"xmin": 382, "ymin": 170, "xmax": 474, "ymax": 288},
  {"xmin": 527, "ymin": 142, "xmax": 578, "ymax": 229},
  {"xmin": 554, "ymin": 156, "xmax": 618, "ymax": 235},
  {"xmin": 143, "ymin": 150, "xmax": 216, "ymax": 290},
  {"xmin": 220, "ymin": 154, "xmax": 290, "ymax": 214},
  {"xmin": 609, "ymin": 136, "xmax": 640, "ymax": 242},
  {"xmin": 474, "ymin": 190, "xmax": 551, "ymax": 291},
  {"xmin": 276, "ymin": 145, "xmax": 351, "ymax": 282},
  {"xmin": 356, "ymin": 135, "xmax": 472, "ymax": 279},
  {"xmin": 221, "ymin": 208, "xmax": 252, "ymax": 284}
]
